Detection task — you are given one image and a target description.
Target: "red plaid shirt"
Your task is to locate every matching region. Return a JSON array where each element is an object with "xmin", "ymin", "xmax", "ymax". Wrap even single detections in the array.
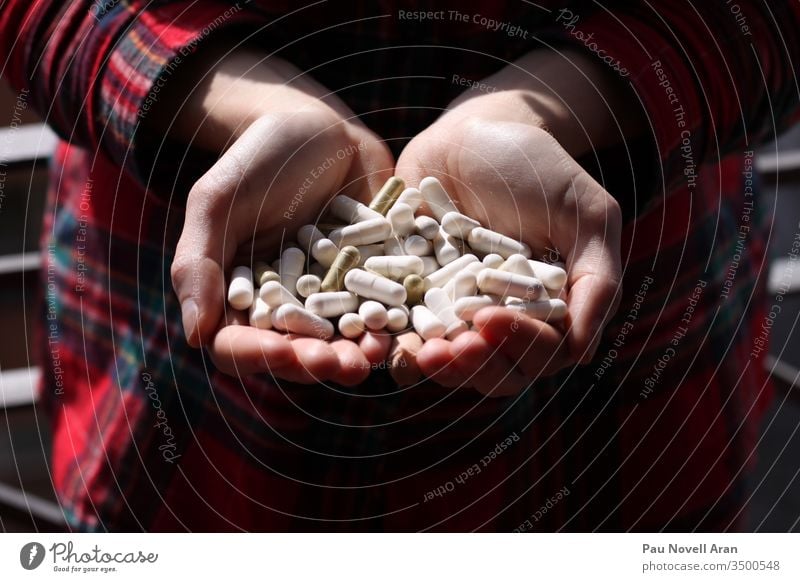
[{"xmin": 2, "ymin": 1, "xmax": 799, "ymax": 531}]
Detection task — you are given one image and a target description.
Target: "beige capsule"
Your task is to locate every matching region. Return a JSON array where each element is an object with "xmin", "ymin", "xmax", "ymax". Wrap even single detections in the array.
[
  {"xmin": 403, "ymin": 274, "xmax": 425, "ymax": 305},
  {"xmin": 321, "ymin": 246, "xmax": 361, "ymax": 292},
  {"xmin": 368, "ymin": 176, "xmax": 405, "ymax": 215}
]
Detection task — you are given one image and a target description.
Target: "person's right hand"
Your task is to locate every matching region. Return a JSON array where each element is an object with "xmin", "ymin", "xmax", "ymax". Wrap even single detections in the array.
[{"xmin": 165, "ymin": 47, "xmax": 395, "ymax": 386}]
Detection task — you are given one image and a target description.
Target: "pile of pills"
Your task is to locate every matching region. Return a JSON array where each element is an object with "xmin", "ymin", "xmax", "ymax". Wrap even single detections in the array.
[{"xmin": 227, "ymin": 177, "xmax": 568, "ymax": 341}]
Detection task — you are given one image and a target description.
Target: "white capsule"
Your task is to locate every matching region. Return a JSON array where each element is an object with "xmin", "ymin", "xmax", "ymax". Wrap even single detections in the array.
[
  {"xmin": 383, "ymin": 237, "xmax": 406, "ymax": 256},
  {"xmin": 386, "ymin": 305, "xmax": 410, "ymax": 332},
  {"xmin": 441, "ymin": 211, "xmax": 481, "ymax": 240},
  {"xmin": 279, "ymin": 247, "xmax": 305, "ymax": 296},
  {"xmin": 415, "ymin": 215, "xmax": 440, "ymax": 240},
  {"xmin": 309, "ymin": 262, "xmax": 327, "ymax": 278},
  {"xmin": 330, "ymin": 195, "xmax": 383, "ymax": 223},
  {"xmin": 404, "ymin": 234, "xmax": 433, "ymax": 256},
  {"xmin": 304, "ymin": 291, "xmax": 359, "ymax": 318},
  {"xmin": 329, "ymin": 218, "xmax": 392, "ymax": 247},
  {"xmin": 273, "ymin": 304, "xmax": 334, "ymax": 339},
  {"xmin": 249, "ymin": 297, "xmax": 273, "ymax": 329},
  {"xmin": 468, "ymin": 227, "xmax": 531, "ymax": 259},
  {"xmin": 444, "ymin": 270, "xmax": 478, "ymax": 301},
  {"xmin": 420, "ymin": 176, "xmax": 458, "ymax": 220},
  {"xmin": 356, "ymin": 244, "xmax": 385, "ymax": 265},
  {"xmin": 259, "ymin": 281, "xmax": 303, "ymax": 308},
  {"xmin": 420, "ymin": 256, "xmax": 440, "ymax": 277},
  {"xmin": 528, "ymin": 260, "xmax": 568, "ymax": 290},
  {"xmin": 433, "ymin": 227, "xmax": 462, "ymax": 266},
  {"xmin": 338, "ymin": 312, "xmax": 366, "ymax": 339},
  {"xmin": 424, "ymin": 287, "xmax": 468, "ymax": 338},
  {"xmin": 453, "ymin": 295, "xmax": 502, "ymax": 321},
  {"xmin": 410, "ymin": 305, "xmax": 446, "ymax": 340},
  {"xmin": 295, "ymin": 274, "xmax": 321, "ymax": 298},
  {"xmin": 344, "ymin": 269, "xmax": 407, "ymax": 306},
  {"xmin": 387, "ymin": 202, "xmax": 416, "ymax": 236},
  {"xmin": 365, "ymin": 255, "xmax": 424, "ymax": 279},
  {"xmin": 505, "ymin": 298, "xmax": 568, "ymax": 323},
  {"xmin": 482, "ymin": 253, "xmax": 504, "ymax": 269},
  {"xmin": 477, "ymin": 268, "xmax": 544, "ymax": 300},
  {"xmin": 396, "ymin": 187, "xmax": 423, "ymax": 211},
  {"xmin": 228, "ymin": 266, "xmax": 255, "ymax": 310},
  {"xmin": 297, "ymin": 224, "xmax": 324, "ymax": 252},
  {"xmin": 311, "ymin": 239, "xmax": 339, "ymax": 268},
  {"xmin": 359, "ymin": 300, "xmax": 389, "ymax": 330},
  {"xmin": 501, "ymin": 254, "xmax": 536, "ymax": 277},
  {"xmin": 423, "ymin": 254, "xmax": 479, "ymax": 290}
]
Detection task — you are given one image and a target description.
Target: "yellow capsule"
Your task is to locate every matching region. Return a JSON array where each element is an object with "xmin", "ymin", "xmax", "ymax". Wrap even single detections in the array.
[
  {"xmin": 321, "ymin": 246, "xmax": 361, "ymax": 292},
  {"xmin": 403, "ymin": 273, "xmax": 425, "ymax": 306},
  {"xmin": 254, "ymin": 262, "xmax": 280, "ymax": 287},
  {"xmin": 368, "ymin": 176, "xmax": 406, "ymax": 215}
]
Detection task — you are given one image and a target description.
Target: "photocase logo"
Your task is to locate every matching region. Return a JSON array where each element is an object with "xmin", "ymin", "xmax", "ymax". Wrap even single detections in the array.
[{"xmin": 20, "ymin": 542, "xmax": 46, "ymax": 570}]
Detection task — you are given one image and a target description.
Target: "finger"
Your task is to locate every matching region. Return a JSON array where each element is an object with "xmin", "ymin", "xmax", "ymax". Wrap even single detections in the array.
[
  {"xmin": 359, "ymin": 331, "xmax": 392, "ymax": 364},
  {"xmin": 339, "ymin": 130, "xmax": 396, "ymax": 204},
  {"xmin": 472, "ymin": 307, "xmax": 571, "ymax": 376},
  {"xmin": 209, "ymin": 325, "xmax": 296, "ymax": 376},
  {"xmin": 416, "ymin": 338, "xmax": 465, "ymax": 387},
  {"xmin": 329, "ymin": 338, "xmax": 372, "ymax": 386},
  {"xmin": 389, "ymin": 332, "xmax": 424, "ymax": 387},
  {"xmin": 284, "ymin": 337, "xmax": 340, "ymax": 383},
  {"xmin": 447, "ymin": 328, "xmax": 530, "ymax": 396}
]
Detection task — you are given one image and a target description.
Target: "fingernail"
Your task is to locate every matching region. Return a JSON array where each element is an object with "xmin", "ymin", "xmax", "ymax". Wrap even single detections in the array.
[{"xmin": 181, "ymin": 299, "xmax": 199, "ymax": 347}]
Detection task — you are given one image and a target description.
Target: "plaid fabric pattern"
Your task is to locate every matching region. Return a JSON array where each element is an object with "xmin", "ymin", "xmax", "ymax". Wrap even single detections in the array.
[{"xmin": 2, "ymin": 1, "xmax": 798, "ymax": 531}]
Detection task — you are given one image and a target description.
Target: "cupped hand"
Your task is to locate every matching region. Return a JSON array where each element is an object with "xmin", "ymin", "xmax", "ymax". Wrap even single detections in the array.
[
  {"xmin": 166, "ymin": 48, "xmax": 395, "ymax": 385},
  {"xmin": 395, "ymin": 50, "xmax": 636, "ymax": 395}
]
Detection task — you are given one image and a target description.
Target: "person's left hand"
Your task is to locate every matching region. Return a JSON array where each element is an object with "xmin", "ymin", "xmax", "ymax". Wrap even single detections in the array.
[{"xmin": 395, "ymin": 50, "xmax": 639, "ymax": 396}]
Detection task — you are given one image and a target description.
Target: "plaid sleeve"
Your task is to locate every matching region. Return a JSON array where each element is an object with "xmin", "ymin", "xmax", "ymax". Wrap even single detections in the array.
[
  {"xmin": 549, "ymin": 1, "xmax": 800, "ymax": 193},
  {"xmin": 0, "ymin": 0, "xmax": 264, "ymax": 185}
]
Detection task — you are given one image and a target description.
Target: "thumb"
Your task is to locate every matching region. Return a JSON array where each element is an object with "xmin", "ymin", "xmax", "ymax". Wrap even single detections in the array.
[
  {"xmin": 559, "ymin": 180, "xmax": 623, "ymax": 365},
  {"xmin": 171, "ymin": 175, "xmax": 238, "ymax": 348}
]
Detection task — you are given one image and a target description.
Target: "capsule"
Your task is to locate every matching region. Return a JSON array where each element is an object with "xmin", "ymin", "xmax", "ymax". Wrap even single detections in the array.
[
  {"xmin": 477, "ymin": 268, "xmax": 544, "ymax": 300},
  {"xmin": 386, "ymin": 305, "xmax": 410, "ymax": 332},
  {"xmin": 259, "ymin": 281, "xmax": 303, "ymax": 308},
  {"xmin": 365, "ymin": 255, "xmax": 424, "ymax": 279},
  {"xmin": 254, "ymin": 262, "xmax": 279, "ymax": 287},
  {"xmin": 482, "ymin": 253, "xmax": 505, "ymax": 269},
  {"xmin": 441, "ymin": 211, "xmax": 481, "ymax": 240},
  {"xmin": 444, "ymin": 270, "xmax": 478, "ymax": 301},
  {"xmin": 356, "ymin": 244, "xmax": 385, "ymax": 265},
  {"xmin": 330, "ymin": 195, "xmax": 383, "ymax": 223},
  {"xmin": 505, "ymin": 298, "xmax": 568, "ymax": 323},
  {"xmin": 500, "ymin": 254, "xmax": 536, "ymax": 277},
  {"xmin": 420, "ymin": 176, "xmax": 458, "ymax": 220},
  {"xmin": 410, "ymin": 305, "xmax": 446, "ymax": 340},
  {"xmin": 329, "ymin": 218, "xmax": 392, "ymax": 247},
  {"xmin": 419, "ymin": 256, "xmax": 440, "ymax": 277},
  {"xmin": 403, "ymin": 274, "xmax": 426, "ymax": 305},
  {"xmin": 295, "ymin": 274, "xmax": 322, "ymax": 298},
  {"xmin": 404, "ymin": 234, "xmax": 433, "ymax": 256},
  {"xmin": 383, "ymin": 237, "xmax": 406, "ymax": 256},
  {"xmin": 344, "ymin": 269, "xmax": 407, "ymax": 306},
  {"xmin": 305, "ymin": 291, "xmax": 359, "ymax": 318},
  {"xmin": 359, "ymin": 300, "xmax": 389, "ymax": 330},
  {"xmin": 424, "ymin": 287, "xmax": 468, "ymax": 338},
  {"xmin": 415, "ymin": 215, "xmax": 440, "ymax": 240},
  {"xmin": 249, "ymin": 297, "xmax": 273, "ymax": 330},
  {"xmin": 368, "ymin": 176, "xmax": 405, "ymax": 215},
  {"xmin": 280, "ymin": 247, "xmax": 305, "ymax": 296},
  {"xmin": 528, "ymin": 260, "xmax": 568, "ymax": 290},
  {"xmin": 272, "ymin": 304, "xmax": 334, "ymax": 340},
  {"xmin": 468, "ymin": 227, "xmax": 531, "ymax": 259},
  {"xmin": 387, "ymin": 202, "xmax": 416, "ymax": 236},
  {"xmin": 297, "ymin": 224, "xmax": 337, "ymax": 265},
  {"xmin": 423, "ymin": 254, "xmax": 479, "ymax": 290},
  {"xmin": 453, "ymin": 295, "xmax": 502, "ymax": 321},
  {"xmin": 433, "ymin": 227, "xmax": 462, "ymax": 266},
  {"xmin": 338, "ymin": 312, "xmax": 366, "ymax": 339},
  {"xmin": 396, "ymin": 187, "xmax": 423, "ymax": 211},
  {"xmin": 321, "ymin": 246, "xmax": 361, "ymax": 292},
  {"xmin": 227, "ymin": 265, "xmax": 254, "ymax": 310}
]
